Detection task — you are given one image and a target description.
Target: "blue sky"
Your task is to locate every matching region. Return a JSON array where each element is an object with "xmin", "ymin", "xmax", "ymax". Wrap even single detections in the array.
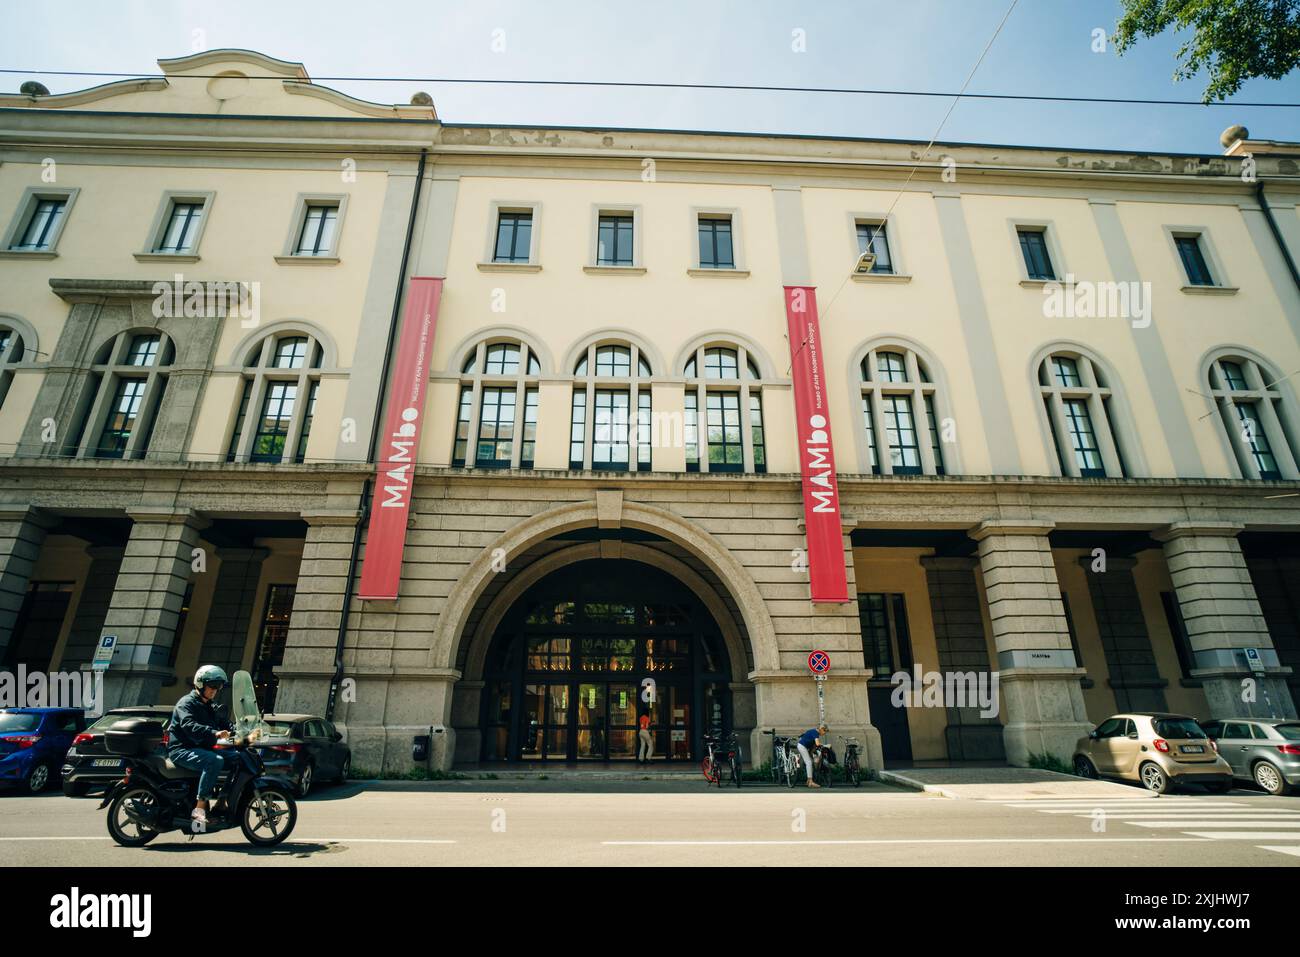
[{"xmin": 3, "ymin": 0, "xmax": 1297, "ymax": 154}]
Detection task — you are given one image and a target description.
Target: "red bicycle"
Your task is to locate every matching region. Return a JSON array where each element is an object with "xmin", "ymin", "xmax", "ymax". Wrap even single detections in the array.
[{"xmin": 701, "ymin": 730, "xmax": 742, "ymax": 788}]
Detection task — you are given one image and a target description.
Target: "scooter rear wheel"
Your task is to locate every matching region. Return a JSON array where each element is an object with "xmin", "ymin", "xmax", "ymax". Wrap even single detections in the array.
[
  {"xmin": 107, "ymin": 787, "xmax": 161, "ymax": 847},
  {"xmin": 240, "ymin": 788, "xmax": 297, "ymax": 846}
]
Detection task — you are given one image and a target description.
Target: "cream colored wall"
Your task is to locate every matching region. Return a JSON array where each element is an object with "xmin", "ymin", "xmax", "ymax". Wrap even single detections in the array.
[
  {"xmin": 1119, "ymin": 198, "xmax": 1298, "ymax": 479},
  {"xmin": 852, "ymin": 547, "xmax": 949, "ymax": 761},
  {"xmin": 431, "ymin": 175, "xmax": 794, "ymax": 471},
  {"xmin": 804, "ymin": 188, "xmax": 995, "ymax": 475}
]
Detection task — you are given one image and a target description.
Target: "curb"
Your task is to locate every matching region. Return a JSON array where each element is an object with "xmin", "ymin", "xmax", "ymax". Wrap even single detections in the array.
[{"xmin": 878, "ymin": 770, "xmax": 960, "ymax": 799}]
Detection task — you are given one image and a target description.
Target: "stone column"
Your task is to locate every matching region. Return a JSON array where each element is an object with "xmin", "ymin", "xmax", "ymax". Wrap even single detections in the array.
[
  {"xmin": 197, "ymin": 547, "xmax": 270, "ymax": 676},
  {"xmin": 0, "ymin": 507, "xmax": 56, "ymax": 658},
  {"xmin": 970, "ymin": 521, "xmax": 1091, "ymax": 766},
  {"xmin": 1155, "ymin": 522, "xmax": 1297, "ymax": 719},
  {"xmin": 99, "ymin": 507, "xmax": 208, "ymax": 709},
  {"xmin": 272, "ymin": 508, "xmax": 360, "ymax": 716}
]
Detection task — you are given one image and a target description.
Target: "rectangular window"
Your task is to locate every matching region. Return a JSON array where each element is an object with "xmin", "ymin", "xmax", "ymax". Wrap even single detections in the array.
[
  {"xmin": 569, "ymin": 389, "xmax": 587, "ymax": 469},
  {"xmin": 862, "ymin": 396, "xmax": 880, "ymax": 474},
  {"xmin": 857, "ymin": 593, "xmax": 912, "ymax": 678},
  {"xmin": 750, "ymin": 393, "xmax": 766, "ymax": 474},
  {"xmin": 494, "ymin": 211, "xmax": 533, "ymax": 263},
  {"xmin": 1018, "ymin": 228, "xmax": 1055, "ymax": 280},
  {"xmin": 294, "ymin": 381, "xmax": 318, "ymax": 463},
  {"xmin": 1063, "ymin": 398, "xmax": 1104, "ymax": 475},
  {"xmin": 252, "ymin": 584, "xmax": 297, "ymax": 712},
  {"xmin": 1175, "ymin": 235, "xmax": 1214, "ymax": 286},
  {"xmin": 452, "ymin": 386, "xmax": 474, "ymax": 466},
  {"xmin": 228, "ymin": 380, "xmax": 252, "ymax": 462},
  {"xmin": 520, "ymin": 388, "xmax": 539, "ymax": 468},
  {"xmin": 95, "ymin": 379, "xmax": 147, "ymax": 458},
  {"xmin": 592, "ymin": 389, "xmax": 630, "ymax": 469},
  {"xmin": 294, "ymin": 204, "xmax": 339, "ymax": 256},
  {"xmin": 685, "ymin": 391, "xmax": 700, "ymax": 472},
  {"xmin": 1236, "ymin": 402, "xmax": 1280, "ymax": 478},
  {"xmin": 12, "ymin": 198, "xmax": 66, "ymax": 251},
  {"xmin": 251, "ymin": 382, "xmax": 297, "ymax": 463},
  {"xmin": 855, "ymin": 221, "xmax": 894, "ymax": 273},
  {"xmin": 596, "ymin": 215, "xmax": 634, "ymax": 266},
  {"xmin": 925, "ymin": 395, "xmax": 944, "ymax": 475},
  {"xmin": 1159, "ymin": 591, "xmax": 1196, "ymax": 680},
  {"xmin": 705, "ymin": 391, "xmax": 743, "ymax": 471},
  {"xmin": 697, "ymin": 216, "xmax": 735, "ymax": 269},
  {"xmin": 637, "ymin": 390, "xmax": 652, "ymax": 466},
  {"xmin": 1059, "ymin": 592, "xmax": 1085, "ymax": 673},
  {"xmin": 476, "ymin": 386, "xmax": 516, "ymax": 467},
  {"xmin": 156, "ymin": 201, "xmax": 204, "ymax": 253},
  {"xmin": 882, "ymin": 394, "xmax": 920, "ymax": 473}
]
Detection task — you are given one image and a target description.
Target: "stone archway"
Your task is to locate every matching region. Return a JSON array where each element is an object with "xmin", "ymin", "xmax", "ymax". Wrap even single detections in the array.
[{"xmin": 428, "ymin": 491, "xmax": 778, "ymax": 674}]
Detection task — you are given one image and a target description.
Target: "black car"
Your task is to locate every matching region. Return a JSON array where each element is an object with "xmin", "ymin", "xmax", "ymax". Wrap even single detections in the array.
[
  {"xmin": 61, "ymin": 706, "xmax": 172, "ymax": 797},
  {"xmin": 250, "ymin": 714, "xmax": 350, "ymax": 797}
]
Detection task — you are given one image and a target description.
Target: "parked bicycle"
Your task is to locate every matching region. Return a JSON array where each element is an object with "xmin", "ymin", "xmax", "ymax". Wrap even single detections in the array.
[
  {"xmin": 701, "ymin": 730, "xmax": 742, "ymax": 788},
  {"xmin": 812, "ymin": 744, "xmax": 837, "ymax": 788},
  {"xmin": 840, "ymin": 735, "xmax": 862, "ymax": 787},
  {"xmin": 763, "ymin": 728, "xmax": 802, "ymax": 788}
]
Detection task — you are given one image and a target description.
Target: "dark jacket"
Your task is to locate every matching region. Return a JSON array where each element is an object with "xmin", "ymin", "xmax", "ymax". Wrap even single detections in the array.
[{"xmin": 168, "ymin": 689, "xmax": 233, "ymax": 755}]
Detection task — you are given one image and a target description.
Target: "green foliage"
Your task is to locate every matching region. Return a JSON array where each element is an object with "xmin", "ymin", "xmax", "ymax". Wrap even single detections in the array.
[
  {"xmin": 1114, "ymin": 0, "xmax": 1300, "ymax": 102},
  {"xmin": 344, "ymin": 765, "xmax": 468, "ymax": 781},
  {"xmin": 1027, "ymin": 751, "xmax": 1076, "ymax": 775}
]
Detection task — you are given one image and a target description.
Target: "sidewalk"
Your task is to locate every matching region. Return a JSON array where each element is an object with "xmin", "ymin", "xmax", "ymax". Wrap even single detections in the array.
[{"xmin": 879, "ymin": 766, "xmax": 1155, "ymax": 801}]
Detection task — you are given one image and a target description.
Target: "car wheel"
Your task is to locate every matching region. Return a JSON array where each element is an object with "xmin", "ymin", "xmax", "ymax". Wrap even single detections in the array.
[
  {"xmin": 1073, "ymin": 756, "xmax": 1099, "ymax": 779},
  {"xmin": 25, "ymin": 762, "xmax": 52, "ymax": 794},
  {"xmin": 62, "ymin": 780, "xmax": 91, "ymax": 798},
  {"xmin": 1253, "ymin": 761, "xmax": 1288, "ymax": 796},
  {"xmin": 298, "ymin": 762, "xmax": 313, "ymax": 797},
  {"xmin": 336, "ymin": 755, "xmax": 351, "ymax": 783},
  {"xmin": 1139, "ymin": 762, "xmax": 1169, "ymax": 794}
]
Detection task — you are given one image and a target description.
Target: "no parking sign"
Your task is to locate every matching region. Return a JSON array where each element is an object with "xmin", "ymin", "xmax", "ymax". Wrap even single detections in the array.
[{"xmin": 808, "ymin": 650, "xmax": 831, "ymax": 674}]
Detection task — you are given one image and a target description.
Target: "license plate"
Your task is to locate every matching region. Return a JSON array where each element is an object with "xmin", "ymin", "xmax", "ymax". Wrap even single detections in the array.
[
  {"xmin": 1180, "ymin": 745, "xmax": 1205, "ymax": 753},
  {"xmin": 92, "ymin": 758, "xmax": 122, "ymax": 767}
]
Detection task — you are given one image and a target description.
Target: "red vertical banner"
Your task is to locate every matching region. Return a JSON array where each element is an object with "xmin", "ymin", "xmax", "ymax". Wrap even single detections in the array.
[
  {"xmin": 783, "ymin": 285, "xmax": 850, "ymax": 603},
  {"xmin": 358, "ymin": 276, "xmax": 444, "ymax": 600}
]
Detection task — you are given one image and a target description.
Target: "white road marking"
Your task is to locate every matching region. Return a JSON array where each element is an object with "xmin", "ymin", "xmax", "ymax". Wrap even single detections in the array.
[
  {"xmin": 602, "ymin": 837, "xmax": 1209, "ymax": 845},
  {"xmin": 1125, "ymin": 820, "xmax": 1300, "ymax": 828},
  {"xmin": 1256, "ymin": 845, "xmax": 1300, "ymax": 857},
  {"xmin": 1186, "ymin": 831, "xmax": 1300, "ymax": 841}
]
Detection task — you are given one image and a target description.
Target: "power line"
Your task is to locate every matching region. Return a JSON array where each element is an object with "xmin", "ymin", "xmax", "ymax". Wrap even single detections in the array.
[{"xmin": 2, "ymin": 68, "xmax": 1297, "ymax": 108}]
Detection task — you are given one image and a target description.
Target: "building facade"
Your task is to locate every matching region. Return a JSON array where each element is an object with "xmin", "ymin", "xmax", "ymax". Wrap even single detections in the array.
[{"xmin": 3, "ymin": 50, "xmax": 1300, "ymax": 773}]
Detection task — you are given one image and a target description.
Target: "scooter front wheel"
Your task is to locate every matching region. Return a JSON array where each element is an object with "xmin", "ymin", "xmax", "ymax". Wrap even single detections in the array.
[
  {"xmin": 240, "ymin": 787, "xmax": 297, "ymax": 846},
  {"xmin": 107, "ymin": 787, "xmax": 161, "ymax": 847}
]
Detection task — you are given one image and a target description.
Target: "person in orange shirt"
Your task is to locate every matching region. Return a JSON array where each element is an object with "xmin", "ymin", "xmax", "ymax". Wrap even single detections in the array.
[{"xmin": 637, "ymin": 712, "xmax": 654, "ymax": 763}]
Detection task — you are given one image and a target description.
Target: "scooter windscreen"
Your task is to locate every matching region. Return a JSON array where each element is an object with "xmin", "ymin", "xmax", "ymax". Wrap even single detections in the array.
[{"xmin": 230, "ymin": 670, "xmax": 270, "ymax": 742}]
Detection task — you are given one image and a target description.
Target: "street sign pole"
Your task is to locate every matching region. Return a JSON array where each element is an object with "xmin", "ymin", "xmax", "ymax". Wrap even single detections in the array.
[{"xmin": 807, "ymin": 649, "xmax": 831, "ymax": 725}]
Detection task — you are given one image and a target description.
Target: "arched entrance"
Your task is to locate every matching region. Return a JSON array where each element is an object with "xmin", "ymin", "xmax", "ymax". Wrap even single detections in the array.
[{"xmin": 480, "ymin": 558, "xmax": 733, "ymax": 762}]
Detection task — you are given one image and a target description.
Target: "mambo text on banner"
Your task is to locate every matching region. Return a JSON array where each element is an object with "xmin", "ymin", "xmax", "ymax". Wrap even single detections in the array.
[
  {"xmin": 783, "ymin": 285, "xmax": 849, "ymax": 603},
  {"xmin": 358, "ymin": 276, "xmax": 444, "ymax": 600}
]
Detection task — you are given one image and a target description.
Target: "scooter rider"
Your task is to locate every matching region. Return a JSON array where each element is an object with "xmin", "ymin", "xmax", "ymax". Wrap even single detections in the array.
[{"xmin": 168, "ymin": 665, "xmax": 238, "ymax": 828}]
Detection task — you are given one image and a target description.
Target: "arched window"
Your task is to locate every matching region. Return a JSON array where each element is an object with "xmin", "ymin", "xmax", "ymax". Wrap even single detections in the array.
[
  {"xmin": 1037, "ymin": 351, "xmax": 1125, "ymax": 478},
  {"xmin": 226, "ymin": 332, "xmax": 324, "ymax": 464},
  {"xmin": 1208, "ymin": 353, "xmax": 1299, "ymax": 480},
  {"xmin": 859, "ymin": 347, "xmax": 945, "ymax": 475},
  {"xmin": 0, "ymin": 323, "xmax": 26, "ymax": 411},
  {"xmin": 570, "ymin": 342, "xmax": 652, "ymax": 471},
  {"xmin": 682, "ymin": 345, "xmax": 765, "ymax": 473},
  {"xmin": 452, "ymin": 340, "xmax": 542, "ymax": 469},
  {"xmin": 66, "ymin": 330, "xmax": 174, "ymax": 460}
]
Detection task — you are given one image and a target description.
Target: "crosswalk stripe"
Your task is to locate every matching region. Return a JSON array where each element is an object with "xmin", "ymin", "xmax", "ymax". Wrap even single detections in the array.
[
  {"xmin": 1186, "ymin": 831, "xmax": 1300, "ymax": 840},
  {"xmin": 1125, "ymin": 820, "xmax": 1300, "ymax": 829},
  {"xmin": 1029, "ymin": 804, "xmax": 1255, "ymax": 813},
  {"xmin": 1257, "ymin": 845, "xmax": 1300, "ymax": 857}
]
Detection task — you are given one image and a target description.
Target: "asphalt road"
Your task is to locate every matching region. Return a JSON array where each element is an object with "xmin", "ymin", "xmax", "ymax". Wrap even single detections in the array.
[{"xmin": 4, "ymin": 780, "xmax": 1300, "ymax": 866}]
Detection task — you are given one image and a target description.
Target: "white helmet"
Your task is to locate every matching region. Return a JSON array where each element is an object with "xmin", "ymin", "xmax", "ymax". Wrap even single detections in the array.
[{"xmin": 193, "ymin": 665, "xmax": 229, "ymax": 691}]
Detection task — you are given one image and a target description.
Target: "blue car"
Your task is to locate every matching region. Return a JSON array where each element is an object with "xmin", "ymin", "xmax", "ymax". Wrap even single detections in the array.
[{"xmin": 0, "ymin": 708, "xmax": 86, "ymax": 794}]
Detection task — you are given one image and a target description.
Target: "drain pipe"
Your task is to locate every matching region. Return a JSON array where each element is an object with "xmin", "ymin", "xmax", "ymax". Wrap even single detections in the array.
[
  {"xmin": 1256, "ymin": 181, "xmax": 1300, "ymax": 297},
  {"xmin": 325, "ymin": 147, "xmax": 428, "ymax": 720}
]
